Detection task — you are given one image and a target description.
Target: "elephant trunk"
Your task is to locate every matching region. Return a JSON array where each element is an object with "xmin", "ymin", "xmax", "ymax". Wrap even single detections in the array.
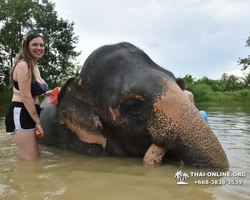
[
  {"xmin": 171, "ymin": 110, "xmax": 228, "ymax": 169},
  {"xmin": 147, "ymin": 81, "xmax": 229, "ymax": 169}
]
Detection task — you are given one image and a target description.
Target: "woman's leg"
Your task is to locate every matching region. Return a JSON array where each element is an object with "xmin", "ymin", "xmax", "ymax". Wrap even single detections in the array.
[{"xmin": 11, "ymin": 129, "xmax": 40, "ymax": 160}]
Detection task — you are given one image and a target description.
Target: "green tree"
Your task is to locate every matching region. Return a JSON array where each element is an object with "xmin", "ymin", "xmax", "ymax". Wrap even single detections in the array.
[
  {"xmin": 242, "ymin": 72, "xmax": 250, "ymax": 88},
  {"xmin": 218, "ymin": 73, "xmax": 243, "ymax": 92},
  {"xmin": 219, "ymin": 73, "xmax": 229, "ymax": 92},
  {"xmin": 0, "ymin": 0, "xmax": 35, "ymax": 86},
  {"xmin": 0, "ymin": 0, "xmax": 81, "ymax": 89},
  {"xmin": 197, "ymin": 76, "xmax": 221, "ymax": 92},
  {"xmin": 238, "ymin": 33, "xmax": 250, "ymax": 70},
  {"xmin": 188, "ymin": 83, "xmax": 214, "ymax": 103},
  {"xmin": 226, "ymin": 74, "xmax": 241, "ymax": 91},
  {"xmin": 183, "ymin": 74, "xmax": 195, "ymax": 85},
  {"xmin": 33, "ymin": 0, "xmax": 81, "ymax": 88}
]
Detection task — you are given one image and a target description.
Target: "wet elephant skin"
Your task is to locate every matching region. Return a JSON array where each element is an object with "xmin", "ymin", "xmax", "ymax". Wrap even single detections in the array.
[{"xmin": 39, "ymin": 42, "xmax": 229, "ymax": 169}]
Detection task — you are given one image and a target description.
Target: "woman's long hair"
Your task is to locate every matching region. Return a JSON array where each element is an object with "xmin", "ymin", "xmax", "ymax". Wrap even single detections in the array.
[{"xmin": 9, "ymin": 32, "xmax": 44, "ymax": 88}]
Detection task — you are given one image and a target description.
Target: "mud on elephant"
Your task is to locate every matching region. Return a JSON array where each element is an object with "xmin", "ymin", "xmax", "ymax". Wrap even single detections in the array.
[{"xmin": 39, "ymin": 42, "xmax": 229, "ymax": 169}]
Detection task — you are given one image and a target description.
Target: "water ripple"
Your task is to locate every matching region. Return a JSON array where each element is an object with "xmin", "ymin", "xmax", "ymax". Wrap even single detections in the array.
[{"xmin": 0, "ymin": 104, "xmax": 250, "ymax": 200}]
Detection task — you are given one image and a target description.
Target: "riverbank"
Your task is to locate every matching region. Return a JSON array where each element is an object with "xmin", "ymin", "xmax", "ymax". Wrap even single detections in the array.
[{"xmin": 192, "ymin": 89, "xmax": 250, "ymax": 103}]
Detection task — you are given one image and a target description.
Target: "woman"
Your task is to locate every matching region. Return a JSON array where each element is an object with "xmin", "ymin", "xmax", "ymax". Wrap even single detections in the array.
[{"xmin": 5, "ymin": 32, "xmax": 52, "ymax": 160}]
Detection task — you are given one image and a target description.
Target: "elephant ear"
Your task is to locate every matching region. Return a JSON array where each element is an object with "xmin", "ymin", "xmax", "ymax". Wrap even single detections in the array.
[
  {"xmin": 57, "ymin": 77, "xmax": 127, "ymax": 156},
  {"xmin": 58, "ymin": 76, "xmax": 97, "ymax": 106},
  {"xmin": 57, "ymin": 77, "xmax": 75, "ymax": 105},
  {"xmin": 58, "ymin": 77, "xmax": 106, "ymax": 148}
]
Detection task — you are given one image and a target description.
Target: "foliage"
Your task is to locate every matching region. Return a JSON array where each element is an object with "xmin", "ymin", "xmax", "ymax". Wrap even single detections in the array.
[
  {"xmin": 238, "ymin": 33, "xmax": 250, "ymax": 70},
  {"xmin": 188, "ymin": 84, "xmax": 214, "ymax": 103},
  {"xmin": 0, "ymin": 85, "xmax": 12, "ymax": 110},
  {"xmin": 0, "ymin": 0, "xmax": 81, "ymax": 89},
  {"xmin": 183, "ymin": 74, "xmax": 195, "ymax": 85},
  {"xmin": 196, "ymin": 76, "xmax": 221, "ymax": 92},
  {"xmin": 234, "ymin": 89, "xmax": 250, "ymax": 102},
  {"xmin": 218, "ymin": 73, "xmax": 244, "ymax": 92}
]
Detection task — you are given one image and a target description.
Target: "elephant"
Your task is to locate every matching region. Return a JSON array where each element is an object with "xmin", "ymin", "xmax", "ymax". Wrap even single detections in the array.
[{"xmin": 39, "ymin": 42, "xmax": 229, "ymax": 169}]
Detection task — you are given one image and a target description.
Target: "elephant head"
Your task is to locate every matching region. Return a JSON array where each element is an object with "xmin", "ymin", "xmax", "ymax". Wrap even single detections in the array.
[{"xmin": 56, "ymin": 42, "xmax": 229, "ymax": 169}]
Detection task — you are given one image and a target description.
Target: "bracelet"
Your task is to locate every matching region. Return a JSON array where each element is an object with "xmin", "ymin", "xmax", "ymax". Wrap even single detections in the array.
[{"xmin": 36, "ymin": 121, "xmax": 41, "ymax": 124}]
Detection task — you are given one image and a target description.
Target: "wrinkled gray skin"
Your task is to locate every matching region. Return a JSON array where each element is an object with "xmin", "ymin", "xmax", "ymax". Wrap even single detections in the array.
[{"xmin": 39, "ymin": 42, "xmax": 229, "ymax": 169}]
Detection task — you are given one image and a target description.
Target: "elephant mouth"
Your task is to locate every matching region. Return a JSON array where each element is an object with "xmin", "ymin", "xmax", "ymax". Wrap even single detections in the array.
[{"xmin": 143, "ymin": 144, "xmax": 181, "ymax": 166}]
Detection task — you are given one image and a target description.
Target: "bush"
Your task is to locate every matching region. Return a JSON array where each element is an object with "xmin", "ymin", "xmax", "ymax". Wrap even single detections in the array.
[
  {"xmin": 0, "ymin": 85, "xmax": 12, "ymax": 109},
  {"xmin": 234, "ymin": 89, "xmax": 250, "ymax": 102},
  {"xmin": 188, "ymin": 84, "xmax": 214, "ymax": 103},
  {"xmin": 187, "ymin": 83, "xmax": 250, "ymax": 103}
]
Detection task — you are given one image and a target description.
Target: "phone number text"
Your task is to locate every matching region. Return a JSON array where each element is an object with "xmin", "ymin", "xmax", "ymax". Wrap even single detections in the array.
[{"xmin": 194, "ymin": 179, "xmax": 243, "ymax": 185}]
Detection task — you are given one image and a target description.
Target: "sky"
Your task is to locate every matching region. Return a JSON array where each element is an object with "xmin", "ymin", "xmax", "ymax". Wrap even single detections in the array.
[{"xmin": 51, "ymin": 0, "xmax": 250, "ymax": 80}]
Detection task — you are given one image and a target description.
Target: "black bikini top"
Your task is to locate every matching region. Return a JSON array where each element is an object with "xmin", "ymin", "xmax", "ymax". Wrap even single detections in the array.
[
  {"xmin": 12, "ymin": 62, "xmax": 48, "ymax": 96},
  {"xmin": 13, "ymin": 79, "xmax": 48, "ymax": 96}
]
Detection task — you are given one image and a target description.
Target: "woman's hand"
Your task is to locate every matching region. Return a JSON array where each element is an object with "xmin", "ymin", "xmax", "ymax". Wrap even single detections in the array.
[
  {"xmin": 35, "ymin": 122, "xmax": 44, "ymax": 140},
  {"xmin": 44, "ymin": 90, "xmax": 53, "ymax": 96}
]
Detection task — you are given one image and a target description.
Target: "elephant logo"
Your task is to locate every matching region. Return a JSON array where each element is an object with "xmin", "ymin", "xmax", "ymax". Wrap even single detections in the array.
[{"xmin": 174, "ymin": 170, "xmax": 190, "ymax": 185}]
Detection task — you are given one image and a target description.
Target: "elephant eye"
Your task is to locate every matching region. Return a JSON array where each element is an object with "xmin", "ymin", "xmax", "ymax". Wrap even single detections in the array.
[{"xmin": 126, "ymin": 99, "xmax": 144, "ymax": 116}]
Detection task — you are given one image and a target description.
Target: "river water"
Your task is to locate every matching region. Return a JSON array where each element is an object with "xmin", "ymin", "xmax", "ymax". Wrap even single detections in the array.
[{"xmin": 0, "ymin": 104, "xmax": 249, "ymax": 200}]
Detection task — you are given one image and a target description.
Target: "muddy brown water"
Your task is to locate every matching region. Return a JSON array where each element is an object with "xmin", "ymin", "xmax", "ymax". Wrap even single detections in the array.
[{"xmin": 0, "ymin": 104, "xmax": 249, "ymax": 200}]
